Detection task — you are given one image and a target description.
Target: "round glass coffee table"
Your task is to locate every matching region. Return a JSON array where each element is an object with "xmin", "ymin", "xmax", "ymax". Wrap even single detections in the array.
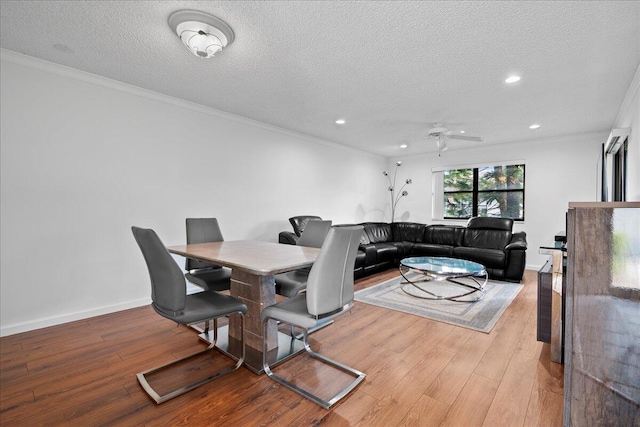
[{"xmin": 399, "ymin": 256, "xmax": 488, "ymax": 302}]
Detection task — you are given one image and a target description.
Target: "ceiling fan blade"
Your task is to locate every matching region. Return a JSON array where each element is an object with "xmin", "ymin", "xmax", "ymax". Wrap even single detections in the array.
[{"xmin": 447, "ymin": 135, "xmax": 484, "ymax": 142}]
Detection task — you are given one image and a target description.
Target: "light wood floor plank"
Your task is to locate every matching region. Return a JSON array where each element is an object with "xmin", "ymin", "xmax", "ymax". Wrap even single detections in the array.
[
  {"xmin": 424, "ymin": 328, "xmax": 495, "ymax": 405},
  {"xmin": 440, "ymin": 373, "xmax": 500, "ymax": 427},
  {"xmin": 356, "ymin": 346, "xmax": 455, "ymax": 426},
  {"xmin": 400, "ymin": 394, "xmax": 450, "ymax": 426},
  {"xmin": 482, "ymin": 347, "xmax": 543, "ymax": 426}
]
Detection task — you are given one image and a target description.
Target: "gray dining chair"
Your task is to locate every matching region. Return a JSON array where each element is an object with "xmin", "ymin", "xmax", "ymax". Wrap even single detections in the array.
[
  {"xmin": 275, "ymin": 219, "xmax": 332, "ymax": 298},
  {"xmin": 185, "ymin": 218, "xmax": 231, "ymax": 292},
  {"xmin": 261, "ymin": 226, "xmax": 365, "ymax": 409},
  {"xmin": 131, "ymin": 226, "xmax": 247, "ymax": 404}
]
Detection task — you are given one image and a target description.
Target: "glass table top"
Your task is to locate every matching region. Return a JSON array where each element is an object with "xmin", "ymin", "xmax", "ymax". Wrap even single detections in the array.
[{"xmin": 400, "ymin": 256, "xmax": 485, "ymax": 275}]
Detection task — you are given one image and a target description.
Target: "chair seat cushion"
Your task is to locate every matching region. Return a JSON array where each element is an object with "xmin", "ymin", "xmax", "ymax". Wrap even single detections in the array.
[
  {"xmin": 185, "ymin": 268, "xmax": 231, "ymax": 291},
  {"xmin": 274, "ymin": 269, "xmax": 309, "ymax": 297},
  {"xmin": 261, "ymin": 294, "xmax": 351, "ymax": 329},
  {"xmin": 155, "ymin": 290, "xmax": 247, "ymax": 325}
]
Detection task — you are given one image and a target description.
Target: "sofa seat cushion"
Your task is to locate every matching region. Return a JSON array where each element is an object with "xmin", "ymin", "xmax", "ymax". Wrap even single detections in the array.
[
  {"xmin": 360, "ymin": 243, "xmax": 398, "ymax": 264},
  {"xmin": 411, "ymin": 243, "xmax": 454, "ymax": 257},
  {"xmin": 452, "ymin": 247, "xmax": 505, "ymax": 269}
]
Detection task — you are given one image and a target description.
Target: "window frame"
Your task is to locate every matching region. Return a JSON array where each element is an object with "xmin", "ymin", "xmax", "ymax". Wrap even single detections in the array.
[{"xmin": 438, "ymin": 162, "xmax": 526, "ymax": 221}]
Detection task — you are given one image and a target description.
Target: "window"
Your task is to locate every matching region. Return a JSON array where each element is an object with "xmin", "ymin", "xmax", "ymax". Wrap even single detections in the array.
[
  {"xmin": 613, "ymin": 138, "xmax": 628, "ymax": 201},
  {"xmin": 433, "ymin": 162, "xmax": 525, "ymax": 221}
]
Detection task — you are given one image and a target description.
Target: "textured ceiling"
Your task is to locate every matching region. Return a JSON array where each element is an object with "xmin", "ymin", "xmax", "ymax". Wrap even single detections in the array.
[{"xmin": 1, "ymin": 1, "xmax": 639, "ymax": 156}]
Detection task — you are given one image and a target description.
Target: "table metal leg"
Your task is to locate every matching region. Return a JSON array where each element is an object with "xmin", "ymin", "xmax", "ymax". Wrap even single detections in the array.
[{"xmin": 191, "ymin": 269, "xmax": 308, "ymax": 374}]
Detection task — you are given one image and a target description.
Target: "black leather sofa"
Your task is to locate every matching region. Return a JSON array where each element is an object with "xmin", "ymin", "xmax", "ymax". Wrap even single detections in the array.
[{"xmin": 279, "ymin": 216, "xmax": 527, "ymax": 282}]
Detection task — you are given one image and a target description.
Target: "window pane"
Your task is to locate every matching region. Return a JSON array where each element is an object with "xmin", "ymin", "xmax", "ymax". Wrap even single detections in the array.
[
  {"xmin": 444, "ymin": 168, "xmax": 473, "ymax": 191},
  {"xmin": 444, "ymin": 192, "xmax": 473, "ymax": 218},
  {"xmin": 478, "ymin": 165, "xmax": 524, "ymax": 190},
  {"xmin": 477, "ymin": 191, "xmax": 524, "ymax": 219}
]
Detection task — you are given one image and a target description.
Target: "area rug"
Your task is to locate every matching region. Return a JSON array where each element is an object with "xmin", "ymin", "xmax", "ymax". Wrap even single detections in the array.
[{"xmin": 354, "ymin": 272, "xmax": 523, "ymax": 333}]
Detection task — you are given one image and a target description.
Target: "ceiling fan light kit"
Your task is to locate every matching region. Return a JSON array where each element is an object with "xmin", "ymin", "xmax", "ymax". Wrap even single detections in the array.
[{"xmin": 168, "ymin": 10, "xmax": 234, "ymax": 59}]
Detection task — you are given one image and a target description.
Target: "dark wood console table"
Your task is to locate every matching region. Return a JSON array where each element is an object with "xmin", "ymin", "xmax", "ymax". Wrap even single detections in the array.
[{"xmin": 538, "ymin": 235, "xmax": 566, "ymax": 364}]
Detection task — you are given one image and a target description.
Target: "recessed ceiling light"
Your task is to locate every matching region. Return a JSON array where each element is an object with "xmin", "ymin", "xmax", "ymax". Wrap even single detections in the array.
[
  {"xmin": 400, "ymin": 144, "xmax": 408, "ymax": 149},
  {"xmin": 505, "ymin": 75, "xmax": 521, "ymax": 84},
  {"xmin": 529, "ymin": 124, "xmax": 540, "ymax": 129},
  {"xmin": 335, "ymin": 119, "xmax": 346, "ymax": 125},
  {"xmin": 460, "ymin": 130, "xmax": 465, "ymax": 134}
]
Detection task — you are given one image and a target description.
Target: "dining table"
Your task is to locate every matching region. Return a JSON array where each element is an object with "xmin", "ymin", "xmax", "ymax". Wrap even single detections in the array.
[{"xmin": 167, "ymin": 240, "xmax": 321, "ymax": 373}]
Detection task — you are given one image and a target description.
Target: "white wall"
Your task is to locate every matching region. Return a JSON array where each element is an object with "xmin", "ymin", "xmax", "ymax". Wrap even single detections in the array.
[
  {"xmin": 613, "ymin": 65, "xmax": 640, "ymax": 201},
  {"xmin": 2, "ymin": 50, "xmax": 635, "ymax": 336},
  {"xmin": 0, "ymin": 51, "xmax": 387, "ymax": 336},
  {"xmin": 388, "ymin": 132, "xmax": 605, "ymax": 270}
]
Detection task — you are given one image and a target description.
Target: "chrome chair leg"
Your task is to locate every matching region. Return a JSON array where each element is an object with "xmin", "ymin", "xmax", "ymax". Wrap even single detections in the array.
[
  {"xmin": 262, "ymin": 316, "xmax": 365, "ymax": 409},
  {"xmin": 137, "ymin": 313, "xmax": 245, "ymax": 404}
]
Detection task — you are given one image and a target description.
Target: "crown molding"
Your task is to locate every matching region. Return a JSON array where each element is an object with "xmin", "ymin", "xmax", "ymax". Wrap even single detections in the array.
[
  {"xmin": 615, "ymin": 63, "xmax": 640, "ymax": 126},
  {"xmin": 393, "ymin": 130, "xmax": 608, "ymax": 163},
  {"xmin": 0, "ymin": 48, "xmax": 383, "ymax": 160}
]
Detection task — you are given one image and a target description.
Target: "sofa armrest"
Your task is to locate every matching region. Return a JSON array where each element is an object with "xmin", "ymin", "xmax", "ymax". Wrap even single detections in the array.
[
  {"xmin": 505, "ymin": 232, "xmax": 527, "ymax": 251},
  {"xmin": 359, "ymin": 244, "xmax": 378, "ymax": 266},
  {"xmin": 504, "ymin": 231, "xmax": 527, "ymax": 282},
  {"xmin": 279, "ymin": 231, "xmax": 299, "ymax": 245}
]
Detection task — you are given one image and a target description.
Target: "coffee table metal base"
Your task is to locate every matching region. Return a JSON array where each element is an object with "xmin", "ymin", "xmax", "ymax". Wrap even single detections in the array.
[{"xmin": 399, "ymin": 266, "xmax": 488, "ymax": 302}]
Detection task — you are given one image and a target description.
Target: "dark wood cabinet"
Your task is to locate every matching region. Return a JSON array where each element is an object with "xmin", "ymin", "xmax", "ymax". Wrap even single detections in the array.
[{"xmin": 564, "ymin": 202, "xmax": 640, "ymax": 426}]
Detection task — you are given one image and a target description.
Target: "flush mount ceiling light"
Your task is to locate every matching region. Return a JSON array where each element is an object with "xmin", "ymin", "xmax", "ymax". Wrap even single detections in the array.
[
  {"xmin": 529, "ymin": 124, "xmax": 540, "ymax": 129},
  {"xmin": 335, "ymin": 119, "xmax": 346, "ymax": 125},
  {"xmin": 505, "ymin": 75, "xmax": 521, "ymax": 83},
  {"xmin": 168, "ymin": 10, "xmax": 234, "ymax": 58}
]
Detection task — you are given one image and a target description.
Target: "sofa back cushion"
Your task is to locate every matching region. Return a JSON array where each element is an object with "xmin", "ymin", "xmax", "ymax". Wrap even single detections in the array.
[
  {"xmin": 335, "ymin": 224, "xmax": 370, "ymax": 244},
  {"xmin": 391, "ymin": 222, "xmax": 426, "ymax": 242},
  {"xmin": 289, "ymin": 215, "xmax": 322, "ymax": 237},
  {"xmin": 467, "ymin": 217, "xmax": 513, "ymax": 231},
  {"xmin": 423, "ymin": 225, "xmax": 463, "ymax": 246},
  {"xmin": 363, "ymin": 222, "xmax": 393, "ymax": 244},
  {"xmin": 462, "ymin": 217, "xmax": 513, "ymax": 249}
]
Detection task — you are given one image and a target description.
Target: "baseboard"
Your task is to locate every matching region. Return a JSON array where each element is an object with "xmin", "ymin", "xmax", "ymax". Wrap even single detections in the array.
[{"xmin": 0, "ymin": 297, "xmax": 151, "ymax": 337}]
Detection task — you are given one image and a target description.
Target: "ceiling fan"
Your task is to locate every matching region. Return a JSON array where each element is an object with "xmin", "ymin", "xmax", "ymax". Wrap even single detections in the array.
[{"xmin": 426, "ymin": 123, "xmax": 484, "ymax": 155}]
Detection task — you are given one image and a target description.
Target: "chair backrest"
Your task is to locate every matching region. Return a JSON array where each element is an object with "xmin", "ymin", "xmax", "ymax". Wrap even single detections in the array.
[
  {"xmin": 306, "ymin": 226, "xmax": 363, "ymax": 317},
  {"xmin": 297, "ymin": 220, "xmax": 332, "ymax": 248},
  {"xmin": 289, "ymin": 215, "xmax": 322, "ymax": 237},
  {"xmin": 185, "ymin": 218, "xmax": 224, "ymax": 271},
  {"xmin": 132, "ymin": 226, "xmax": 186, "ymax": 315}
]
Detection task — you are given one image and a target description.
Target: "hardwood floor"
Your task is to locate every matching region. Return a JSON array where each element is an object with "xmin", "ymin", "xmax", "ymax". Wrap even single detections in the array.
[{"xmin": 0, "ymin": 269, "xmax": 563, "ymax": 426}]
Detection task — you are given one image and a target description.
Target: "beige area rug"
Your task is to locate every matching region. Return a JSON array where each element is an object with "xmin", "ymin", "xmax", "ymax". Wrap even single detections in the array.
[{"xmin": 354, "ymin": 272, "xmax": 523, "ymax": 333}]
